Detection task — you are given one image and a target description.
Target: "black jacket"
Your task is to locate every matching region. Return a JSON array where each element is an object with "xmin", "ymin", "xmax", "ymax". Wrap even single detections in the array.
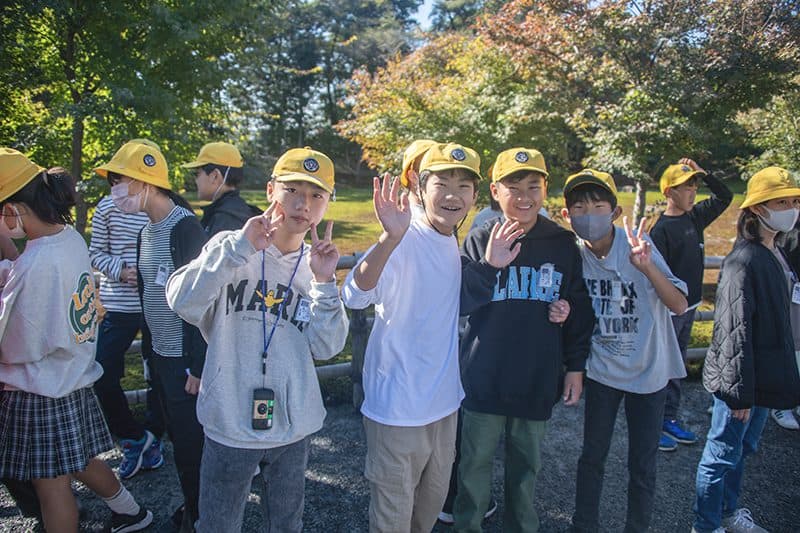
[
  {"xmin": 459, "ymin": 217, "xmax": 594, "ymax": 420},
  {"xmin": 703, "ymin": 238, "xmax": 800, "ymax": 409},
  {"xmin": 137, "ymin": 215, "xmax": 209, "ymax": 377},
  {"xmin": 200, "ymin": 190, "xmax": 260, "ymax": 236}
]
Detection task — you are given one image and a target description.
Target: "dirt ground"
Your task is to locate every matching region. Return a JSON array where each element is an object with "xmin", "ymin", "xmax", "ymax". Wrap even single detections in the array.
[{"xmin": 1, "ymin": 380, "xmax": 798, "ymax": 532}]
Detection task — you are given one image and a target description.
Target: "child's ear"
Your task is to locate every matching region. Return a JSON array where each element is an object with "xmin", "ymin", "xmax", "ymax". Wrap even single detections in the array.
[
  {"xmin": 266, "ymin": 180, "xmax": 274, "ymax": 201},
  {"xmin": 611, "ymin": 205, "xmax": 623, "ymax": 221},
  {"xmin": 560, "ymin": 207, "xmax": 570, "ymax": 222},
  {"xmin": 489, "ymin": 182, "xmax": 500, "ymax": 202}
]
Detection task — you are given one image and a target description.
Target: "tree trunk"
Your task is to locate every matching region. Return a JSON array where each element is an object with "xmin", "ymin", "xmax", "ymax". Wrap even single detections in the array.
[
  {"xmin": 71, "ymin": 116, "xmax": 87, "ymax": 235},
  {"xmin": 632, "ymin": 179, "xmax": 647, "ymax": 227}
]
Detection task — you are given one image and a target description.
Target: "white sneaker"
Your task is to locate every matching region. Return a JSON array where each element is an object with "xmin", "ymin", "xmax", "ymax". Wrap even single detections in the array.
[
  {"xmin": 722, "ymin": 508, "xmax": 769, "ymax": 532},
  {"xmin": 771, "ymin": 409, "xmax": 799, "ymax": 430}
]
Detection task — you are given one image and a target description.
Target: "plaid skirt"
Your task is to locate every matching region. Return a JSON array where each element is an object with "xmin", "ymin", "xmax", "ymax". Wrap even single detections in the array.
[{"xmin": 0, "ymin": 386, "xmax": 114, "ymax": 480}]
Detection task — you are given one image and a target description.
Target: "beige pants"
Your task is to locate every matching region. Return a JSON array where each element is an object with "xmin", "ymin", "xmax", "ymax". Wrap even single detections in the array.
[{"xmin": 363, "ymin": 411, "xmax": 458, "ymax": 533}]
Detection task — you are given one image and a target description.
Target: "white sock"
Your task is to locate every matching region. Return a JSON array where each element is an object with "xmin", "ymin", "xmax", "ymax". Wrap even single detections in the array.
[{"xmin": 103, "ymin": 485, "xmax": 140, "ymax": 516}]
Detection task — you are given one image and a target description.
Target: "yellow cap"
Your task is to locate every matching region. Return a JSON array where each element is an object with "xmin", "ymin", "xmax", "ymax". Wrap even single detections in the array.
[
  {"xmin": 400, "ymin": 139, "xmax": 437, "ymax": 187},
  {"xmin": 563, "ymin": 168, "xmax": 618, "ymax": 197},
  {"xmin": 419, "ymin": 143, "xmax": 482, "ymax": 180},
  {"xmin": 740, "ymin": 166, "xmax": 800, "ymax": 208},
  {"xmin": 94, "ymin": 140, "xmax": 171, "ymax": 190},
  {"xmin": 659, "ymin": 163, "xmax": 706, "ymax": 194},
  {"xmin": 272, "ymin": 147, "xmax": 335, "ymax": 194},
  {"xmin": 0, "ymin": 148, "xmax": 45, "ymax": 203},
  {"xmin": 489, "ymin": 148, "xmax": 548, "ymax": 182},
  {"xmin": 181, "ymin": 142, "xmax": 243, "ymax": 169}
]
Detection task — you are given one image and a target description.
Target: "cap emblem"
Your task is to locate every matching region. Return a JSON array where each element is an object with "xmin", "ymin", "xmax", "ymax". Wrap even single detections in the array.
[
  {"xmin": 451, "ymin": 148, "xmax": 466, "ymax": 161},
  {"xmin": 303, "ymin": 158, "xmax": 319, "ymax": 173},
  {"xmin": 143, "ymin": 154, "xmax": 157, "ymax": 167},
  {"xmin": 515, "ymin": 151, "xmax": 529, "ymax": 163}
]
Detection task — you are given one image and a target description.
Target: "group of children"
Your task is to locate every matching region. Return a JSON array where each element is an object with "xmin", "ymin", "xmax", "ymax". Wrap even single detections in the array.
[{"xmin": 0, "ymin": 135, "xmax": 798, "ymax": 533}]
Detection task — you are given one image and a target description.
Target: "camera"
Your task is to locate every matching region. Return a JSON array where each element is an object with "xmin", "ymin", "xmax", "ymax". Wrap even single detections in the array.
[{"xmin": 252, "ymin": 388, "xmax": 275, "ymax": 430}]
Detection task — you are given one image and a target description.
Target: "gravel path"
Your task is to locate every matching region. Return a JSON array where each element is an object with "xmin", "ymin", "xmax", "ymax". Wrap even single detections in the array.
[{"xmin": 1, "ymin": 380, "xmax": 798, "ymax": 532}]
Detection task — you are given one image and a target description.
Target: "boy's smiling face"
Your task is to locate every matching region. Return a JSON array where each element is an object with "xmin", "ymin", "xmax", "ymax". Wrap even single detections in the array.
[
  {"xmin": 491, "ymin": 171, "xmax": 546, "ymax": 232},
  {"xmin": 420, "ymin": 170, "xmax": 477, "ymax": 234}
]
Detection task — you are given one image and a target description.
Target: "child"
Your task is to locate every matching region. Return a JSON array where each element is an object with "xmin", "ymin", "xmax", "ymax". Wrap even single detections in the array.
[
  {"xmin": 342, "ymin": 142, "xmax": 520, "ymax": 532},
  {"xmin": 181, "ymin": 141, "xmax": 260, "ymax": 235},
  {"xmin": 90, "ymin": 150, "xmax": 165, "ymax": 479},
  {"xmin": 452, "ymin": 148, "xmax": 594, "ymax": 532},
  {"xmin": 400, "ymin": 138, "xmax": 437, "ymax": 218},
  {"xmin": 166, "ymin": 147, "xmax": 348, "ymax": 533},
  {"xmin": 650, "ymin": 158, "xmax": 733, "ymax": 450},
  {"xmin": 692, "ymin": 167, "xmax": 800, "ymax": 533},
  {"xmin": 0, "ymin": 148, "xmax": 152, "ymax": 532},
  {"xmin": 95, "ymin": 140, "xmax": 208, "ymax": 531},
  {"xmin": 561, "ymin": 169, "xmax": 688, "ymax": 533}
]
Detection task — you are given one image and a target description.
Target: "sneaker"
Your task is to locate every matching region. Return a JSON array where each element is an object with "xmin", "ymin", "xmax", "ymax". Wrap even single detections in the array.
[
  {"xmin": 141, "ymin": 436, "xmax": 164, "ymax": 470},
  {"xmin": 663, "ymin": 419, "xmax": 697, "ymax": 444},
  {"xmin": 721, "ymin": 508, "xmax": 768, "ymax": 532},
  {"xmin": 118, "ymin": 431, "xmax": 155, "ymax": 480},
  {"xmin": 437, "ymin": 498, "xmax": 498, "ymax": 525},
  {"xmin": 658, "ymin": 433, "xmax": 677, "ymax": 451},
  {"xmin": 110, "ymin": 507, "xmax": 153, "ymax": 533},
  {"xmin": 771, "ymin": 409, "xmax": 799, "ymax": 430}
]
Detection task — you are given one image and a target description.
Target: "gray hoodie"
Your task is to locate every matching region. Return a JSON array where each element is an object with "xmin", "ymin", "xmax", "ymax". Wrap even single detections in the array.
[{"xmin": 166, "ymin": 230, "xmax": 348, "ymax": 449}]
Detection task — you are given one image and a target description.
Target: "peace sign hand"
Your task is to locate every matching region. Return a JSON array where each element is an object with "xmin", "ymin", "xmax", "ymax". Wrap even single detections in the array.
[
  {"xmin": 243, "ymin": 202, "xmax": 284, "ymax": 252},
  {"xmin": 624, "ymin": 216, "xmax": 652, "ymax": 272},
  {"xmin": 309, "ymin": 220, "xmax": 339, "ymax": 282},
  {"xmin": 373, "ymin": 172, "xmax": 411, "ymax": 244}
]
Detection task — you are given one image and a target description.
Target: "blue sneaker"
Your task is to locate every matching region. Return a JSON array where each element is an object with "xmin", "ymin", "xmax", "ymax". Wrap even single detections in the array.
[
  {"xmin": 658, "ymin": 433, "xmax": 677, "ymax": 452},
  {"xmin": 663, "ymin": 419, "xmax": 697, "ymax": 444},
  {"xmin": 118, "ymin": 431, "xmax": 154, "ymax": 480},
  {"xmin": 141, "ymin": 435, "xmax": 164, "ymax": 471}
]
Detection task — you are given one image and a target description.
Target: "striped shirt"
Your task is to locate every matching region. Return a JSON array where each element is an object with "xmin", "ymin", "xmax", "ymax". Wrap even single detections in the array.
[
  {"xmin": 89, "ymin": 196, "xmax": 149, "ymax": 313},
  {"xmin": 139, "ymin": 205, "xmax": 194, "ymax": 358}
]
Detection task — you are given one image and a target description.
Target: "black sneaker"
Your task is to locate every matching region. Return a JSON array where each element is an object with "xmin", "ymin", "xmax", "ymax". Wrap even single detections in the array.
[{"xmin": 110, "ymin": 507, "xmax": 153, "ymax": 533}]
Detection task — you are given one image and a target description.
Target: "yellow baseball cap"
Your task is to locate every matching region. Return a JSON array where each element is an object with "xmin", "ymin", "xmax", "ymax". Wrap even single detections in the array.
[
  {"xmin": 0, "ymin": 148, "xmax": 45, "ymax": 203},
  {"xmin": 181, "ymin": 142, "xmax": 244, "ymax": 169},
  {"xmin": 740, "ymin": 166, "xmax": 800, "ymax": 209},
  {"xmin": 400, "ymin": 139, "xmax": 437, "ymax": 187},
  {"xmin": 272, "ymin": 147, "xmax": 334, "ymax": 194},
  {"xmin": 94, "ymin": 140, "xmax": 171, "ymax": 190},
  {"xmin": 489, "ymin": 148, "xmax": 548, "ymax": 182},
  {"xmin": 419, "ymin": 143, "xmax": 482, "ymax": 180},
  {"xmin": 659, "ymin": 163, "xmax": 706, "ymax": 194},
  {"xmin": 563, "ymin": 168, "xmax": 618, "ymax": 197}
]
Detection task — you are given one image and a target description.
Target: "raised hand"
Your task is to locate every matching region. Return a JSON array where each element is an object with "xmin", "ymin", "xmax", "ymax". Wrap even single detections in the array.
[
  {"xmin": 374, "ymin": 173, "xmax": 411, "ymax": 243},
  {"xmin": 624, "ymin": 215, "xmax": 652, "ymax": 271},
  {"xmin": 484, "ymin": 219, "xmax": 524, "ymax": 268},
  {"xmin": 309, "ymin": 220, "xmax": 339, "ymax": 282},
  {"xmin": 549, "ymin": 299, "xmax": 571, "ymax": 324},
  {"xmin": 678, "ymin": 157, "xmax": 705, "ymax": 174},
  {"xmin": 243, "ymin": 202, "xmax": 284, "ymax": 251}
]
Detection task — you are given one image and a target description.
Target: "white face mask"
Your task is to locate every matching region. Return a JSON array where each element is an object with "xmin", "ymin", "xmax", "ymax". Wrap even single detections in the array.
[
  {"xmin": 0, "ymin": 204, "xmax": 26, "ymax": 239},
  {"xmin": 111, "ymin": 182, "xmax": 148, "ymax": 213},
  {"xmin": 758, "ymin": 205, "xmax": 799, "ymax": 233}
]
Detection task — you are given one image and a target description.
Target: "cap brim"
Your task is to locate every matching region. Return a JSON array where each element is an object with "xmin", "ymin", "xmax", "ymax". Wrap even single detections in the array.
[
  {"xmin": 740, "ymin": 187, "xmax": 800, "ymax": 208},
  {"xmin": 563, "ymin": 175, "xmax": 615, "ymax": 197},
  {"xmin": 423, "ymin": 163, "xmax": 482, "ymax": 180},
  {"xmin": 181, "ymin": 160, "xmax": 207, "ymax": 169},
  {"xmin": 493, "ymin": 164, "xmax": 549, "ymax": 182},
  {"xmin": 274, "ymin": 172, "xmax": 334, "ymax": 194}
]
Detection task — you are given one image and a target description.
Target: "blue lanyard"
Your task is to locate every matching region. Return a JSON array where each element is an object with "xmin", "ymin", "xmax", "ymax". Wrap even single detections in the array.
[{"xmin": 260, "ymin": 242, "xmax": 304, "ymax": 375}]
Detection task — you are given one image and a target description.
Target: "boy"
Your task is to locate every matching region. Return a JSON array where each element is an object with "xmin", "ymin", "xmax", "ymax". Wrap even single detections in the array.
[
  {"xmin": 650, "ymin": 158, "xmax": 733, "ymax": 449},
  {"xmin": 453, "ymin": 148, "xmax": 594, "ymax": 532},
  {"xmin": 166, "ymin": 147, "xmax": 349, "ymax": 533},
  {"xmin": 181, "ymin": 141, "xmax": 260, "ymax": 235},
  {"xmin": 400, "ymin": 138, "xmax": 437, "ymax": 218},
  {"xmin": 342, "ymin": 143, "xmax": 520, "ymax": 532},
  {"xmin": 561, "ymin": 169, "xmax": 688, "ymax": 533}
]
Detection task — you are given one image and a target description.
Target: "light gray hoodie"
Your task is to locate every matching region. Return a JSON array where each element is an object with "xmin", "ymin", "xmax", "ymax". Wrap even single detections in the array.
[{"xmin": 166, "ymin": 230, "xmax": 348, "ymax": 449}]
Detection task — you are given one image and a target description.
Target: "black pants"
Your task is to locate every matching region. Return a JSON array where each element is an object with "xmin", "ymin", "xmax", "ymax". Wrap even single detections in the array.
[
  {"xmin": 150, "ymin": 353, "xmax": 204, "ymax": 523},
  {"xmin": 572, "ymin": 378, "xmax": 667, "ymax": 533},
  {"xmin": 93, "ymin": 311, "xmax": 165, "ymax": 440},
  {"xmin": 663, "ymin": 311, "xmax": 694, "ymax": 420}
]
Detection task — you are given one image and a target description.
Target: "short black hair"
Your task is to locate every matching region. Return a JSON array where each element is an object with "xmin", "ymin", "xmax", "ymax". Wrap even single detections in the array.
[
  {"xmin": 201, "ymin": 163, "xmax": 244, "ymax": 188},
  {"xmin": 418, "ymin": 168, "xmax": 480, "ymax": 193},
  {"xmin": 565, "ymin": 183, "xmax": 618, "ymax": 209},
  {"xmin": 498, "ymin": 169, "xmax": 547, "ymax": 184}
]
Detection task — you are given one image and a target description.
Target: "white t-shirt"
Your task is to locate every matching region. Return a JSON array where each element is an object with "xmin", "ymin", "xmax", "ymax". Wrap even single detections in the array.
[{"xmin": 342, "ymin": 219, "xmax": 464, "ymax": 426}]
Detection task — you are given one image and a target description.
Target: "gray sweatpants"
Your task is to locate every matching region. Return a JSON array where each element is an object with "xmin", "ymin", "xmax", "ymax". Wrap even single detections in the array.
[{"xmin": 196, "ymin": 435, "xmax": 309, "ymax": 533}]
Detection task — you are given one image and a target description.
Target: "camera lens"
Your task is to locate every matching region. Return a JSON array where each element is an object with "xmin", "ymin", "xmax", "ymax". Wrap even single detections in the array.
[{"xmin": 257, "ymin": 403, "xmax": 267, "ymax": 415}]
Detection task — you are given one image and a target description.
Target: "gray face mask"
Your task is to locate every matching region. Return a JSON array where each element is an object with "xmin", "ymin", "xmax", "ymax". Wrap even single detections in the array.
[
  {"xmin": 758, "ymin": 205, "xmax": 799, "ymax": 234},
  {"xmin": 570, "ymin": 213, "xmax": 614, "ymax": 241}
]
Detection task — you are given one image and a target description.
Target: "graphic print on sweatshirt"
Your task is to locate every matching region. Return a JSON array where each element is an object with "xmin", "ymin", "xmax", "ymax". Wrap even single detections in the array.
[
  {"xmin": 492, "ymin": 263, "xmax": 562, "ymax": 302},
  {"xmin": 585, "ymin": 276, "xmax": 639, "ymax": 356},
  {"xmin": 69, "ymin": 271, "xmax": 98, "ymax": 344},
  {"xmin": 224, "ymin": 278, "xmax": 310, "ymax": 331}
]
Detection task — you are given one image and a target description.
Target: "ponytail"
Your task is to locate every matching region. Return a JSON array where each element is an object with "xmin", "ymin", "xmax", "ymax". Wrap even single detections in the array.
[
  {"xmin": 2, "ymin": 168, "xmax": 76, "ymax": 225},
  {"xmin": 157, "ymin": 187, "xmax": 193, "ymax": 211}
]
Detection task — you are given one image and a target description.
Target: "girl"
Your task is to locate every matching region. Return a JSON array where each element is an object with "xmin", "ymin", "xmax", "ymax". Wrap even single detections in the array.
[
  {"xmin": 95, "ymin": 140, "xmax": 207, "ymax": 531},
  {"xmin": 693, "ymin": 166, "xmax": 800, "ymax": 533},
  {"xmin": 0, "ymin": 148, "xmax": 151, "ymax": 532}
]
